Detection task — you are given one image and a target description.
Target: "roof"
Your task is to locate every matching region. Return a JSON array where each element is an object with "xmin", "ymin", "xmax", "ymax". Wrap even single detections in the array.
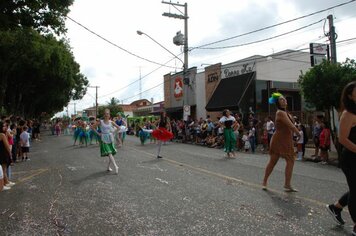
[{"xmin": 130, "ymin": 99, "xmax": 151, "ymax": 106}]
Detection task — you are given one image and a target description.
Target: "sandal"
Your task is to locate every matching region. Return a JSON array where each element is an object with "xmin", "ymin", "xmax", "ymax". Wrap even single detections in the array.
[{"xmin": 284, "ymin": 186, "xmax": 298, "ymax": 192}]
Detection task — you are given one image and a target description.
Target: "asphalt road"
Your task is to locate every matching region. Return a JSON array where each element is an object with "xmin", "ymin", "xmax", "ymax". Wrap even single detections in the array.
[{"xmin": 0, "ymin": 131, "xmax": 353, "ymax": 236}]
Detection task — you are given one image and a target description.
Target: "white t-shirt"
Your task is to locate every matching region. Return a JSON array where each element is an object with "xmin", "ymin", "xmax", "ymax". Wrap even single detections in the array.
[
  {"xmin": 266, "ymin": 121, "xmax": 274, "ymax": 134},
  {"xmin": 219, "ymin": 115, "xmax": 236, "ymax": 124},
  {"xmin": 20, "ymin": 131, "xmax": 30, "ymax": 147},
  {"xmin": 249, "ymin": 127, "xmax": 256, "ymax": 137},
  {"xmin": 297, "ymin": 130, "xmax": 304, "ymax": 144}
]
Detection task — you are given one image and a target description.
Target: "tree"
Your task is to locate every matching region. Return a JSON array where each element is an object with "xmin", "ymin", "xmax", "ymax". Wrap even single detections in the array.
[
  {"xmin": 0, "ymin": 28, "xmax": 88, "ymax": 117},
  {"xmin": 299, "ymin": 59, "xmax": 356, "ymax": 111},
  {"xmin": 0, "ymin": 0, "xmax": 73, "ymax": 35},
  {"xmin": 97, "ymin": 98, "xmax": 123, "ymax": 118},
  {"xmin": 299, "ymin": 59, "xmax": 356, "ymax": 157},
  {"xmin": 107, "ymin": 97, "xmax": 120, "ymax": 106}
]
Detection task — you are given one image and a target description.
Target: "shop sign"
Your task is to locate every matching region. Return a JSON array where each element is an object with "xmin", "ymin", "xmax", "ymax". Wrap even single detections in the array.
[
  {"xmin": 174, "ymin": 77, "xmax": 183, "ymax": 100},
  {"xmin": 207, "ymin": 72, "xmax": 219, "ymax": 83},
  {"xmin": 222, "ymin": 63, "xmax": 253, "ymax": 79}
]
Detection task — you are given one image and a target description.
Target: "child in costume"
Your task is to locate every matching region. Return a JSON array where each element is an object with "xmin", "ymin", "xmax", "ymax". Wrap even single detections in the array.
[{"xmin": 91, "ymin": 109, "xmax": 120, "ymax": 174}]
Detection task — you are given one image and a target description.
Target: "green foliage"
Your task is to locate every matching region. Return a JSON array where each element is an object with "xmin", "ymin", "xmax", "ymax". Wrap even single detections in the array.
[
  {"xmin": 98, "ymin": 98, "xmax": 123, "ymax": 119},
  {"xmin": 0, "ymin": 0, "xmax": 85, "ymax": 118},
  {"xmin": 0, "ymin": 28, "xmax": 88, "ymax": 117},
  {"xmin": 0, "ymin": 0, "xmax": 73, "ymax": 35},
  {"xmin": 298, "ymin": 59, "xmax": 356, "ymax": 111},
  {"xmin": 107, "ymin": 97, "xmax": 120, "ymax": 106}
]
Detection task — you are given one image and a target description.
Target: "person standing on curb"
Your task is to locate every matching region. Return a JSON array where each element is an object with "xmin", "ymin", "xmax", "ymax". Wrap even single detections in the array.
[
  {"xmin": 0, "ymin": 121, "xmax": 14, "ymax": 190},
  {"xmin": 326, "ymin": 81, "xmax": 356, "ymax": 235},
  {"xmin": 266, "ymin": 116, "xmax": 275, "ymax": 151}
]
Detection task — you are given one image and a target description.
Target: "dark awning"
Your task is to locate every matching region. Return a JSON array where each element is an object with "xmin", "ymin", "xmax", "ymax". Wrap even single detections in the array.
[
  {"xmin": 165, "ymin": 106, "xmax": 183, "ymax": 113},
  {"xmin": 205, "ymin": 72, "xmax": 255, "ymax": 112}
]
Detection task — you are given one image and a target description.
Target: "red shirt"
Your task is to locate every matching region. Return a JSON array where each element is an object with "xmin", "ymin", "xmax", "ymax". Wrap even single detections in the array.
[{"xmin": 319, "ymin": 128, "xmax": 331, "ymax": 147}]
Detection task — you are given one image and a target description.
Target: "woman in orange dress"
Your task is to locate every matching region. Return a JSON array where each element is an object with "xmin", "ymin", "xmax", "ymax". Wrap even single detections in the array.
[{"xmin": 262, "ymin": 93, "xmax": 301, "ymax": 192}]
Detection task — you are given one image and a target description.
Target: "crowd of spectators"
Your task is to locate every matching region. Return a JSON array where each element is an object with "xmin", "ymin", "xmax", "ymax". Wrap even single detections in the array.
[
  {"xmin": 0, "ymin": 115, "xmax": 42, "ymax": 192},
  {"xmin": 168, "ymin": 112, "xmax": 324, "ymax": 162},
  {"xmin": 169, "ymin": 113, "xmax": 263, "ymax": 152}
]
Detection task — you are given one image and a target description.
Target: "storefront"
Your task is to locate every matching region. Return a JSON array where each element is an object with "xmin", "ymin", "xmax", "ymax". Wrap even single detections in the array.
[
  {"xmin": 163, "ymin": 49, "xmax": 311, "ymax": 121},
  {"xmin": 205, "ymin": 50, "xmax": 310, "ymax": 120},
  {"xmin": 164, "ymin": 67, "xmax": 197, "ymax": 120}
]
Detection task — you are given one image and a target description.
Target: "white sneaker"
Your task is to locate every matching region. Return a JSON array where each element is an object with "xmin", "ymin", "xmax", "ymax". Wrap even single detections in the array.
[
  {"xmin": 107, "ymin": 167, "xmax": 113, "ymax": 172},
  {"xmin": 115, "ymin": 166, "xmax": 119, "ymax": 174},
  {"xmin": 2, "ymin": 186, "xmax": 11, "ymax": 191},
  {"xmin": 6, "ymin": 181, "xmax": 15, "ymax": 187}
]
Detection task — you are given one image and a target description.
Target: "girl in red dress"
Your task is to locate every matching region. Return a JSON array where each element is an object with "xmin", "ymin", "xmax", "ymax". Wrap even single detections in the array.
[{"xmin": 143, "ymin": 112, "xmax": 173, "ymax": 159}]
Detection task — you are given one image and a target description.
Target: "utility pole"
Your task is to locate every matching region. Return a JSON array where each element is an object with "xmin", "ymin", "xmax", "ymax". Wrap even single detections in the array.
[
  {"xmin": 162, "ymin": 1, "xmax": 188, "ymax": 75},
  {"xmin": 327, "ymin": 14, "xmax": 337, "ymax": 64},
  {"xmin": 162, "ymin": 1, "xmax": 189, "ymax": 118},
  {"xmin": 89, "ymin": 86, "xmax": 100, "ymax": 117},
  {"xmin": 326, "ymin": 14, "xmax": 339, "ymax": 156},
  {"xmin": 68, "ymin": 102, "xmax": 76, "ymax": 116}
]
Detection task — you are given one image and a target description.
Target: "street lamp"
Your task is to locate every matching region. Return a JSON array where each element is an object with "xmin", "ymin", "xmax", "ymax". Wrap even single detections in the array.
[{"xmin": 136, "ymin": 30, "xmax": 184, "ymax": 67}]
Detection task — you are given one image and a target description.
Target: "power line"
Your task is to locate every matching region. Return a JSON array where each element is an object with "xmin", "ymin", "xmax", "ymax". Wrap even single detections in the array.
[
  {"xmin": 98, "ymin": 54, "xmax": 183, "ymax": 99},
  {"xmin": 195, "ymin": 19, "xmax": 324, "ymax": 50},
  {"xmin": 191, "ymin": 0, "xmax": 356, "ymax": 50},
  {"xmin": 103, "ymin": 36, "xmax": 356, "ymax": 104},
  {"xmin": 66, "ymin": 16, "xmax": 178, "ymax": 70},
  {"xmin": 122, "ymin": 83, "xmax": 164, "ymax": 102}
]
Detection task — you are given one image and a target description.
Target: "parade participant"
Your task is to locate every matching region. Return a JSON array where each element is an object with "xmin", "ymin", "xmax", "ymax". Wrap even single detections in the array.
[
  {"xmin": 219, "ymin": 109, "xmax": 236, "ymax": 158},
  {"xmin": 0, "ymin": 121, "xmax": 14, "ymax": 190},
  {"xmin": 88, "ymin": 117, "xmax": 100, "ymax": 145},
  {"xmin": 262, "ymin": 92, "xmax": 300, "ymax": 192},
  {"xmin": 55, "ymin": 120, "xmax": 61, "ymax": 136},
  {"xmin": 115, "ymin": 113, "xmax": 127, "ymax": 148},
  {"xmin": 326, "ymin": 81, "xmax": 356, "ymax": 234},
  {"xmin": 138, "ymin": 118, "xmax": 151, "ymax": 145},
  {"xmin": 91, "ymin": 109, "xmax": 120, "ymax": 174},
  {"xmin": 73, "ymin": 118, "xmax": 81, "ymax": 146},
  {"xmin": 78, "ymin": 121, "xmax": 89, "ymax": 147},
  {"xmin": 150, "ymin": 112, "xmax": 173, "ymax": 159}
]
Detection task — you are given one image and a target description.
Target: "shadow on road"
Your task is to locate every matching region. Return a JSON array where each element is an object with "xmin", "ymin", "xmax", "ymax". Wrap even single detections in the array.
[
  {"xmin": 70, "ymin": 171, "xmax": 110, "ymax": 185},
  {"xmin": 264, "ymin": 190, "xmax": 308, "ymax": 219}
]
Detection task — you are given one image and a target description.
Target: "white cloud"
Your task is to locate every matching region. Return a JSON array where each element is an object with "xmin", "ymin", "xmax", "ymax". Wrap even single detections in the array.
[{"xmin": 63, "ymin": 0, "xmax": 356, "ymax": 116}]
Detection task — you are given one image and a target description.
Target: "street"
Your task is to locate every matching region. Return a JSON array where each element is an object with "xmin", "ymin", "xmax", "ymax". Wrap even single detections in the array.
[{"xmin": 0, "ymin": 132, "xmax": 352, "ymax": 236}]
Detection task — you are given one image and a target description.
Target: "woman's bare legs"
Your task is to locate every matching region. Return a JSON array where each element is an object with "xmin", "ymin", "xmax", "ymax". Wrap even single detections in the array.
[
  {"xmin": 284, "ymin": 158, "xmax": 295, "ymax": 189},
  {"xmin": 262, "ymin": 154, "xmax": 279, "ymax": 188}
]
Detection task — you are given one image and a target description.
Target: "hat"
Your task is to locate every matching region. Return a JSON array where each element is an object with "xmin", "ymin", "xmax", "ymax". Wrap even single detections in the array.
[{"xmin": 268, "ymin": 92, "xmax": 283, "ymax": 104}]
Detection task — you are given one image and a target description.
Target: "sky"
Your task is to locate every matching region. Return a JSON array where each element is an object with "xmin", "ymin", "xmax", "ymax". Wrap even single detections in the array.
[{"xmin": 61, "ymin": 0, "xmax": 356, "ymax": 116}]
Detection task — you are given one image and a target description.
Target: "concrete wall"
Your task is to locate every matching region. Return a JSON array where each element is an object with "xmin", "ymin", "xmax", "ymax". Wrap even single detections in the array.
[
  {"xmin": 164, "ymin": 67, "xmax": 197, "ymax": 109},
  {"xmin": 256, "ymin": 51, "xmax": 311, "ymax": 82},
  {"xmin": 205, "ymin": 63, "xmax": 222, "ymax": 120},
  {"xmin": 195, "ymin": 71, "xmax": 206, "ymax": 119}
]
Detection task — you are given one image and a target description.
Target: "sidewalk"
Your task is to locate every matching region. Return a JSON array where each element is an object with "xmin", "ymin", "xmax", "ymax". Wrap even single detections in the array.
[{"xmin": 303, "ymin": 147, "xmax": 339, "ymax": 167}]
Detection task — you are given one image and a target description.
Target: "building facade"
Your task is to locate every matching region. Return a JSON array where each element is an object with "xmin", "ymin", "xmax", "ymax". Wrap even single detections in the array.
[{"xmin": 164, "ymin": 50, "xmax": 311, "ymax": 121}]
